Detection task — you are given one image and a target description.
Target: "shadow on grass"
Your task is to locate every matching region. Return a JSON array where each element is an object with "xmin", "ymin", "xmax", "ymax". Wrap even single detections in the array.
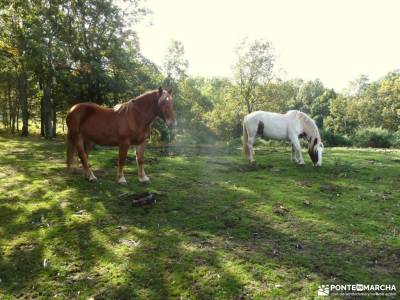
[{"xmin": 0, "ymin": 134, "xmax": 399, "ymax": 298}]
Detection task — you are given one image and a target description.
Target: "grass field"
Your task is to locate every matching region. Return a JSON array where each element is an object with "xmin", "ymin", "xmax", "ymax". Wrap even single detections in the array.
[{"xmin": 0, "ymin": 134, "xmax": 399, "ymax": 299}]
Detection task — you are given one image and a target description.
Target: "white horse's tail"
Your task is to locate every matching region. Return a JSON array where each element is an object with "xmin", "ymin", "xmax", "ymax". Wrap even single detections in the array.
[{"xmin": 243, "ymin": 120, "xmax": 250, "ymax": 159}]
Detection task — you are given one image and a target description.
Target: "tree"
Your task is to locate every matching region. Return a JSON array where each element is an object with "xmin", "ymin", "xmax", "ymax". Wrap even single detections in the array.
[
  {"xmin": 325, "ymin": 96, "xmax": 358, "ymax": 134},
  {"xmin": 0, "ymin": 0, "xmax": 150, "ymax": 138},
  {"xmin": 311, "ymin": 89, "xmax": 336, "ymax": 128},
  {"xmin": 0, "ymin": 0, "xmax": 32, "ymax": 136},
  {"xmin": 258, "ymin": 80, "xmax": 298, "ymax": 113},
  {"xmin": 163, "ymin": 40, "xmax": 189, "ymax": 83},
  {"xmin": 346, "ymin": 74, "xmax": 369, "ymax": 97},
  {"xmin": 292, "ymin": 79, "xmax": 325, "ymax": 114},
  {"xmin": 377, "ymin": 74, "xmax": 400, "ymax": 131},
  {"xmin": 233, "ymin": 38, "xmax": 275, "ymax": 113}
]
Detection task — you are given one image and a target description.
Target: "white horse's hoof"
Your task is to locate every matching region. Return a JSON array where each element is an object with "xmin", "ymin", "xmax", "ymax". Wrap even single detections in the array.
[
  {"xmin": 298, "ymin": 162, "xmax": 305, "ymax": 166},
  {"xmin": 118, "ymin": 177, "xmax": 127, "ymax": 185},
  {"xmin": 138, "ymin": 176, "xmax": 150, "ymax": 184},
  {"xmin": 88, "ymin": 176, "xmax": 98, "ymax": 182}
]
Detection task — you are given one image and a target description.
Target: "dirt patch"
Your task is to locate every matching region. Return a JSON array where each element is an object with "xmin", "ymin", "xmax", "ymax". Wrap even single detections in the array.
[
  {"xmin": 295, "ymin": 180, "xmax": 313, "ymax": 188},
  {"xmin": 320, "ymin": 184, "xmax": 341, "ymax": 193},
  {"xmin": 273, "ymin": 204, "xmax": 289, "ymax": 216}
]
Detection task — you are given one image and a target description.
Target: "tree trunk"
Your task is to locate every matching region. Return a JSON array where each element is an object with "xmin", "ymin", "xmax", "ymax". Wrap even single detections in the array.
[
  {"xmin": 52, "ymin": 109, "xmax": 57, "ymax": 138},
  {"xmin": 7, "ymin": 80, "xmax": 16, "ymax": 134},
  {"xmin": 2, "ymin": 92, "xmax": 8, "ymax": 128},
  {"xmin": 245, "ymin": 98, "xmax": 251, "ymax": 114},
  {"xmin": 17, "ymin": 71, "xmax": 29, "ymax": 136},
  {"xmin": 16, "ymin": 105, "xmax": 19, "ymax": 132},
  {"xmin": 43, "ymin": 80, "xmax": 54, "ymax": 139},
  {"xmin": 40, "ymin": 97, "xmax": 45, "ymax": 136}
]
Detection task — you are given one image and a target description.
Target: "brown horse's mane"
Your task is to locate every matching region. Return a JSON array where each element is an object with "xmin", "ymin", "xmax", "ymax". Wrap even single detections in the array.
[{"xmin": 114, "ymin": 90, "xmax": 157, "ymax": 113}]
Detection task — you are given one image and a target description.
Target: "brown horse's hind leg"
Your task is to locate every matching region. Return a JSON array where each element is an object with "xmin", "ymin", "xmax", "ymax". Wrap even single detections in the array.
[
  {"xmin": 117, "ymin": 140, "xmax": 130, "ymax": 185},
  {"xmin": 136, "ymin": 142, "xmax": 150, "ymax": 183},
  {"xmin": 77, "ymin": 137, "xmax": 97, "ymax": 181},
  {"xmin": 84, "ymin": 139, "xmax": 94, "ymax": 167}
]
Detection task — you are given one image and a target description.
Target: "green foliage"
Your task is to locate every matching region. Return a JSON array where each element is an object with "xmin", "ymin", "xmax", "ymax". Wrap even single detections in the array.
[
  {"xmin": 324, "ymin": 96, "xmax": 358, "ymax": 134},
  {"xmin": 320, "ymin": 129, "xmax": 351, "ymax": 147},
  {"xmin": 392, "ymin": 131, "xmax": 400, "ymax": 148},
  {"xmin": 163, "ymin": 40, "xmax": 189, "ymax": 82},
  {"xmin": 292, "ymin": 79, "xmax": 325, "ymax": 114},
  {"xmin": 353, "ymin": 127, "xmax": 393, "ymax": 148},
  {"xmin": 0, "ymin": 0, "xmax": 152, "ymax": 137},
  {"xmin": 233, "ymin": 38, "xmax": 275, "ymax": 113},
  {"xmin": 311, "ymin": 89, "xmax": 336, "ymax": 128}
]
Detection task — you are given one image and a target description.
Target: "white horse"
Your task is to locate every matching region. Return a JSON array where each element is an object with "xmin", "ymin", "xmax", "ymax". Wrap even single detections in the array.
[{"xmin": 243, "ymin": 110, "xmax": 324, "ymax": 166}]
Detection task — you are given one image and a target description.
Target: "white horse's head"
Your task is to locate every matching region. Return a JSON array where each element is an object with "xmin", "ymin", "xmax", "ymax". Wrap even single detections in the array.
[{"xmin": 308, "ymin": 137, "xmax": 324, "ymax": 167}]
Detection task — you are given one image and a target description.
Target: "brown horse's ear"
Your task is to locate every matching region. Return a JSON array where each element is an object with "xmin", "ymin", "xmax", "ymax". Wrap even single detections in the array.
[
  {"xmin": 167, "ymin": 88, "xmax": 172, "ymax": 95},
  {"xmin": 158, "ymin": 86, "xmax": 163, "ymax": 95}
]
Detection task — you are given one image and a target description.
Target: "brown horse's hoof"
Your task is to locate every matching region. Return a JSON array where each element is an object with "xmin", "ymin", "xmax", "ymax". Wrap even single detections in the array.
[
  {"xmin": 88, "ymin": 177, "xmax": 98, "ymax": 182},
  {"xmin": 139, "ymin": 176, "xmax": 150, "ymax": 184},
  {"xmin": 118, "ymin": 177, "xmax": 128, "ymax": 185}
]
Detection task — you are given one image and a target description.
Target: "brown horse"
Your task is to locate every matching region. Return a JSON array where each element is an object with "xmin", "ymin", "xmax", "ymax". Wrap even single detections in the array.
[{"xmin": 66, "ymin": 87, "xmax": 176, "ymax": 184}]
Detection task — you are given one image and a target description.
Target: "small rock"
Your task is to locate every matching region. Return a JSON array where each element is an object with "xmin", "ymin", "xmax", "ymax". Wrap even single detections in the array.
[
  {"xmin": 295, "ymin": 243, "xmax": 303, "ymax": 250},
  {"xmin": 132, "ymin": 193, "xmax": 156, "ymax": 207},
  {"xmin": 381, "ymin": 191, "xmax": 391, "ymax": 201},
  {"xmin": 116, "ymin": 225, "xmax": 128, "ymax": 231}
]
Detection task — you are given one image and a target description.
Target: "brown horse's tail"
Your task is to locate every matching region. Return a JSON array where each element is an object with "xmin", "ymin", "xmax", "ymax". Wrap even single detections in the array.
[{"xmin": 243, "ymin": 120, "xmax": 250, "ymax": 159}]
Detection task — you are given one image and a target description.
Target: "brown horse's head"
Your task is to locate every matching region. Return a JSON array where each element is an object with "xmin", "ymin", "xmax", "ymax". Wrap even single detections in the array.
[{"xmin": 157, "ymin": 87, "xmax": 176, "ymax": 127}]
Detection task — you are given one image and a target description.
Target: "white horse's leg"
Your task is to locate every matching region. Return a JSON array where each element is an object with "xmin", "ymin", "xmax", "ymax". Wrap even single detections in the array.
[
  {"xmin": 291, "ymin": 144, "xmax": 299, "ymax": 163},
  {"xmin": 290, "ymin": 136, "xmax": 305, "ymax": 165},
  {"xmin": 247, "ymin": 135, "xmax": 256, "ymax": 163}
]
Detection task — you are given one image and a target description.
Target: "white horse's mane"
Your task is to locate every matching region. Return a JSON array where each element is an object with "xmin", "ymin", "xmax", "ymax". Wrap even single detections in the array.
[{"xmin": 295, "ymin": 111, "xmax": 321, "ymax": 142}]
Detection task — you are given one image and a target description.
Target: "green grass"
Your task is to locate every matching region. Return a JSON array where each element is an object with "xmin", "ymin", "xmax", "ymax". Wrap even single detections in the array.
[{"xmin": 0, "ymin": 134, "xmax": 399, "ymax": 299}]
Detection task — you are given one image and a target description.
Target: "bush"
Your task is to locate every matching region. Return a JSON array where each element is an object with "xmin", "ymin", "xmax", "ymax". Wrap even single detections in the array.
[
  {"xmin": 391, "ymin": 131, "xmax": 400, "ymax": 148},
  {"xmin": 320, "ymin": 129, "xmax": 352, "ymax": 147},
  {"xmin": 353, "ymin": 127, "xmax": 392, "ymax": 148}
]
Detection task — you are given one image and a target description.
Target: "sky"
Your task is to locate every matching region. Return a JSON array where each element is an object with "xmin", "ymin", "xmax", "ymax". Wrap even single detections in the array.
[{"xmin": 136, "ymin": 0, "xmax": 400, "ymax": 91}]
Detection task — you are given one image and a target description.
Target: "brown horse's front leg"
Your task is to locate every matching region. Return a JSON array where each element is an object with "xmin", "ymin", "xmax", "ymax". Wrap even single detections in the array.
[
  {"xmin": 136, "ymin": 142, "xmax": 150, "ymax": 183},
  {"xmin": 117, "ymin": 141, "xmax": 130, "ymax": 185}
]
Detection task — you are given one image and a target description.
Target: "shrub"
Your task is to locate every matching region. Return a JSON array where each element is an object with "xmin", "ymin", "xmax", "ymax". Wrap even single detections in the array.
[
  {"xmin": 353, "ymin": 127, "xmax": 392, "ymax": 148},
  {"xmin": 320, "ymin": 129, "xmax": 352, "ymax": 147},
  {"xmin": 391, "ymin": 131, "xmax": 400, "ymax": 148}
]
